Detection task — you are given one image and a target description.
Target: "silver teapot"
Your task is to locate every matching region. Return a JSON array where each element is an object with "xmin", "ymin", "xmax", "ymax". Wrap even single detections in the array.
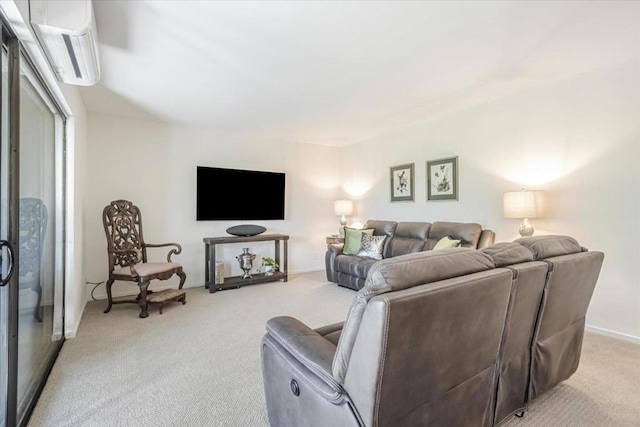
[{"xmin": 236, "ymin": 248, "xmax": 256, "ymax": 279}]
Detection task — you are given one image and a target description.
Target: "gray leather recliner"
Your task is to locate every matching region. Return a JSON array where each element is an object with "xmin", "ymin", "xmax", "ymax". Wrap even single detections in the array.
[{"xmin": 262, "ymin": 236, "xmax": 604, "ymax": 427}]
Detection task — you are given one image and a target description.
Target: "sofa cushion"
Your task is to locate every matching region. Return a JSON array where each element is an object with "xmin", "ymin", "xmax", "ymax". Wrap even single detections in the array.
[
  {"xmin": 515, "ymin": 235, "xmax": 583, "ymax": 260},
  {"xmin": 357, "ymin": 234, "xmax": 386, "ymax": 260},
  {"xmin": 480, "ymin": 242, "xmax": 535, "ymax": 267},
  {"xmin": 384, "ymin": 222, "xmax": 431, "ymax": 258},
  {"xmin": 426, "ymin": 222, "xmax": 483, "ymax": 249},
  {"xmin": 363, "ymin": 220, "xmax": 398, "ymax": 237},
  {"xmin": 335, "ymin": 255, "xmax": 378, "ymax": 279},
  {"xmin": 433, "ymin": 236, "xmax": 461, "ymax": 250},
  {"xmin": 343, "ymin": 228, "xmax": 374, "ymax": 255}
]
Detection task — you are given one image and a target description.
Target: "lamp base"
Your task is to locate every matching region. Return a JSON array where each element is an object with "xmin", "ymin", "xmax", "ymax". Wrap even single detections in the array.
[
  {"xmin": 339, "ymin": 215, "xmax": 347, "ymax": 237},
  {"xmin": 519, "ymin": 218, "xmax": 534, "ymax": 237}
]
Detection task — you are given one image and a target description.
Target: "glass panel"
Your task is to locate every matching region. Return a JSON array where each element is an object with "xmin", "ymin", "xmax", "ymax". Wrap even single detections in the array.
[
  {"xmin": 16, "ymin": 56, "xmax": 60, "ymax": 423},
  {"xmin": 0, "ymin": 48, "xmax": 9, "ymax": 427}
]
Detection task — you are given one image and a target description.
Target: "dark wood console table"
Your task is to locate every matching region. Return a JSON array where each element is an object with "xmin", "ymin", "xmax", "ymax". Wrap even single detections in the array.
[{"xmin": 203, "ymin": 234, "xmax": 289, "ymax": 293}]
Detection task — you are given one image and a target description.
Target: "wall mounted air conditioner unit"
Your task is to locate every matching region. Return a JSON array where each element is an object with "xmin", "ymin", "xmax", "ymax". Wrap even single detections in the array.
[{"xmin": 29, "ymin": 0, "xmax": 101, "ymax": 86}]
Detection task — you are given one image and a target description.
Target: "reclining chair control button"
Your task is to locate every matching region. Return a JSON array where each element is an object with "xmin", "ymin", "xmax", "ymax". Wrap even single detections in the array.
[{"xmin": 290, "ymin": 379, "xmax": 300, "ymax": 396}]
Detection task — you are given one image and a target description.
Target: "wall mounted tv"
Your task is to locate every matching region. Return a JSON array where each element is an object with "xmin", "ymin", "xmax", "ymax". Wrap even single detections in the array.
[{"xmin": 197, "ymin": 166, "xmax": 286, "ymax": 221}]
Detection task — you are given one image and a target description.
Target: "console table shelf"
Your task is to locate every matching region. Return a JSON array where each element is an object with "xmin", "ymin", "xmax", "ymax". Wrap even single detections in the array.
[{"xmin": 203, "ymin": 234, "xmax": 289, "ymax": 293}]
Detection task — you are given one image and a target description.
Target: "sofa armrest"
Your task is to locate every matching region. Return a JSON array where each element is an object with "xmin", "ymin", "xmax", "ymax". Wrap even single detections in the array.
[
  {"xmin": 326, "ymin": 243, "xmax": 344, "ymax": 283},
  {"xmin": 327, "ymin": 243, "xmax": 344, "ymax": 254},
  {"xmin": 266, "ymin": 316, "xmax": 340, "ymax": 389},
  {"xmin": 478, "ymin": 230, "xmax": 495, "ymax": 249}
]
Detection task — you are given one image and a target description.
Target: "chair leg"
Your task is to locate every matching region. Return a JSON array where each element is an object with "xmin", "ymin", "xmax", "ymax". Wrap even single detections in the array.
[
  {"xmin": 103, "ymin": 279, "xmax": 115, "ymax": 313},
  {"xmin": 34, "ymin": 282, "xmax": 43, "ymax": 323},
  {"xmin": 177, "ymin": 271, "xmax": 186, "ymax": 289},
  {"xmin": 138, "ymin": 281, "xmax": 149, "ymax": 319}
]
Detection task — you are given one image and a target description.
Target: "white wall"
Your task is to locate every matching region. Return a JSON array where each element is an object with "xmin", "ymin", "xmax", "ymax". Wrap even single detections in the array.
[
  {"xmin": 340, "ymin": 61, "xmax": 640, "ymax": 340},
  {"xmin": 84, "ymin": 113, "xmax": 340, "ymax": 299}
]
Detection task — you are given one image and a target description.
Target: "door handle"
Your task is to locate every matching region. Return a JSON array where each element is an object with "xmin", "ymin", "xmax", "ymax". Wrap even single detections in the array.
[{"xmin": 0, "ymin": 240, "xmax": 15, "ymax": 286}]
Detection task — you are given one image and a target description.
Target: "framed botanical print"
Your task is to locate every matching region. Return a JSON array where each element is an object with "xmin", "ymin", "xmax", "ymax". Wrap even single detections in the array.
[
  {"xmin": 390, "ymin": 163, "xmax": 415, "ymax": 202},
  {"xmin": 426, "ymin": 156, "xmax": 458, "ymax": 201}
]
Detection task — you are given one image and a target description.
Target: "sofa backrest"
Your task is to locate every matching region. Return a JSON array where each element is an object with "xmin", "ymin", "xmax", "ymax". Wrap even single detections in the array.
[
  {"xmin": 362, "ymin": 220, "xmax": 493, "ymax": 258},
  {"xmin": 332, "ymin": 249, "xmax": 496, "ymax": 384},
  {"xmin": 516, "ymin": 236, "xmax": 604, "ymax": 401},
  {"xmin": 337, "ymin": 249, "xmax": 511, "ymax": 426},
  {"xmin": 363, "ymin": 220, "xmax": 398, "ymax": 258},
  {"xmin": 480, "ymin": 243, "xmax": 548, "ymax": 424},
  {"xmin": 384, "ymin": 221, "xmax": 431, "ymax": 258},
  {"xmin": 425, "ymin": 221, "xmax": 484, "ymax": 249}
]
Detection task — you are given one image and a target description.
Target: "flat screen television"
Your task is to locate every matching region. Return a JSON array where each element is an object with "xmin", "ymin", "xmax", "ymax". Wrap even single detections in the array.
[{"xmin": 197, "ymin": 166, "xmax": 286, "ymax": 221}]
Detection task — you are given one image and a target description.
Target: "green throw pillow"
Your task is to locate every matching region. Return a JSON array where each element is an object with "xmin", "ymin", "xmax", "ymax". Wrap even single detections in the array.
[
  {"xmin": 433, "ymin": 236, "xmax": 462, "ymax": 250},
  {"xmin": 343, "ymin": 228, "xmax": 374, "ymax": 255}
]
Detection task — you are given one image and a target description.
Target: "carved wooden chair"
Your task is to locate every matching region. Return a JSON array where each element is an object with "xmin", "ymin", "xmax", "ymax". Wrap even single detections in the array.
[
  {"xmin": 20, "ymin": 198, "xmax": 47, "ymax": 322},
  {"xmin": 103, "ymin": 200, "xmax": 186, "ymax": 318}
]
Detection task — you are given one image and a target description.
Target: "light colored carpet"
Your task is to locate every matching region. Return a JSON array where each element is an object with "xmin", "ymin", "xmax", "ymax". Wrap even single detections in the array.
[{"xmin": 28, "ymin": 272, "xmax": 640, "ymax": 426}]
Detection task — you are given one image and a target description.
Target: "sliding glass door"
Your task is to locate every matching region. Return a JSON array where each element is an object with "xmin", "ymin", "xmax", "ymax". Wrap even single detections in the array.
[
  {"xmin": 0, "ymin": 26, "xmax": 66, "ymax": 427},
  {"xmin": 16, "ymin": 49, "xmax": 64, "ymax": 424},
  {"xmin": 0, "ymin": 42, "xmax": 11, "ymax": 427}
]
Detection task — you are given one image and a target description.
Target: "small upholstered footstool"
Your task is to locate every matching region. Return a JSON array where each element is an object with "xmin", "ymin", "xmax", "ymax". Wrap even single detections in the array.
[{"xmin": 146, "ymin": 289, "xmax": 186, "ymax": 314}]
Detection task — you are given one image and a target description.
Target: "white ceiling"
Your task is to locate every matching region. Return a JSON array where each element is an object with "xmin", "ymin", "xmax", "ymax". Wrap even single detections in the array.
[{"xmin": 80, "ymin": 1, "xmax": 639, "ymax": 146}]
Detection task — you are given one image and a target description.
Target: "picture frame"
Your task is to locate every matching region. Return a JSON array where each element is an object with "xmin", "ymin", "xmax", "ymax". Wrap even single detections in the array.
[
  {"xmin": 426, "ymin": 156, "xmax": 458, "ymax": 201},
  {"xmin": 390, "ymin": 163, "xmax": 415, "ymax": 202}
]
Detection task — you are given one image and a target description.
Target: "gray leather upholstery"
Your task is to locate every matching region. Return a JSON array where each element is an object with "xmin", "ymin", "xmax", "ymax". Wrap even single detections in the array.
[
  {"xmin": 515, "ymin": 235, "xmax": 584, "ymax": 259},
  {"xmin": 480, "ymin": 242, "xmax": 534, "ymax": 267},
  {"xmin": 315, "ymin": 322, "xmax": 344, "ymax": 346},
  {"xmin": 521, "ymin": 238, "xmax": 604, "ymax": 402},
  {"xmin": 481, "ymin": 243, "xmax": 546, "ymax": 424},
  {"xmin": 384, "ymin": 222, "xmax": 431, "ymax": 258},
  {"xmin": 328, "ymin": 220, "xmax": 495, "ymax": 290},
  {"xmin": 263, "ymin": 236, "xmax": 604, "ymax": 427},
  {"xmin": 363, "ymin": 220, "xmax": 398, "ymax": 259},
  {"xmin": 425, "ymin": 221, "xmax": 483, "ymax": 249},
  {"xmin": 332, "ymin": 249, "xmax": 495, "ymax": 384}
]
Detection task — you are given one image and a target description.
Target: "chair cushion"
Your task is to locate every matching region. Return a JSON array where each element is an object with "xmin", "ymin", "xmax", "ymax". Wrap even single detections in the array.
[{"xmin": 113, "ymin": 262, "xmax": 182, "ymax": 277}]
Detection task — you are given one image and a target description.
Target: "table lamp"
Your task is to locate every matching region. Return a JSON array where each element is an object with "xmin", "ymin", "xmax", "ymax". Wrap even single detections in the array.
[
  {"xmin": 333, "ymin": 200, "xmax": 353, "ymax": 237},
  {"xmin": 503, "ymin": 189, "xmax": 545, "ymax": 237}
]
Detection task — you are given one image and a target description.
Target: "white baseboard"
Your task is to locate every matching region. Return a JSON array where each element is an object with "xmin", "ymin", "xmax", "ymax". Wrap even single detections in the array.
[
  {"xmin": 65, "ymin": 297, "xmax": 87, "ymax": 339},
  {"xmin": 585, "ymin": 324, "xmax": 640, "ymax": 345}
]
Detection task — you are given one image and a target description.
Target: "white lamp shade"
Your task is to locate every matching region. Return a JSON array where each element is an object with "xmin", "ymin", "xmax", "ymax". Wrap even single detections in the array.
[
  {"xmin": 333, "ymin": 200, "xmax": 353, "ymax": 216},
  {"xmin": 503, "ymin": 190, "xmax": 545, "ymax": 219}
]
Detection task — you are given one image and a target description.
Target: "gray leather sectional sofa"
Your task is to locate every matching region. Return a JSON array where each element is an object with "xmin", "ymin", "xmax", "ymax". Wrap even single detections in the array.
[
  {"xmin": 262, "ymin": 235, "xmax": 604, "ymax": 427},
  {"xmin": 326, "ymin": 220, "xmax": 496, "ymax": 290}
]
